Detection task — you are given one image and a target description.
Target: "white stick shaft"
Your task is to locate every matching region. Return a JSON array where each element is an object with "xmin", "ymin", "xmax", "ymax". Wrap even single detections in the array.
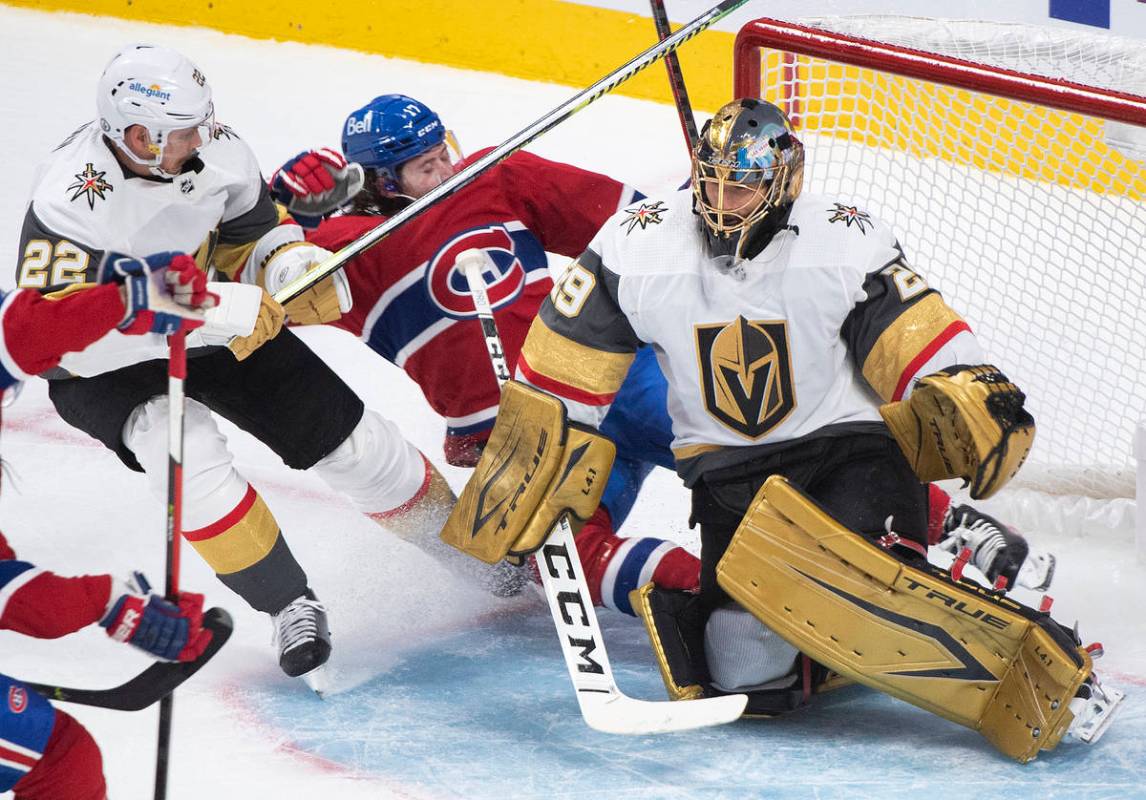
[
  {"xmin": 457, "ymin": 251, "xmax": 748, "ymax": 732},
  {"xmin": 461, "ymin": 251, "xmax": 623, "ymax": 701},
  {"xmin": 536, "ymin": 518, "xmax": 621, "ymax": 694},
  {"xmin": 461, "ymin": 253, "xmax": 512, "ymax": 385}
]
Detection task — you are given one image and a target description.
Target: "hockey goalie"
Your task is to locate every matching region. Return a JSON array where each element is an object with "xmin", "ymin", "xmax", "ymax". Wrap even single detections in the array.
[{"xmin": 440, "ymin": 97, "xmax": 1124, "ymax": 761}]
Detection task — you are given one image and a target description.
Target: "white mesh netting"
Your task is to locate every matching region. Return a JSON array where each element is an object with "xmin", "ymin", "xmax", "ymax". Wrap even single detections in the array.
[{"xmin": 737, "ymin": 16, "xmax": 1146, "ymax": 506}]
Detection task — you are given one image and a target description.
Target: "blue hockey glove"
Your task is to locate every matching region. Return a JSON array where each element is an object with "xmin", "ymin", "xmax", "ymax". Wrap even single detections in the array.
[
  {"xmin": 97, "ymin": 251, "xmax": 217, "ymax": 336},
  {"xmin": 100, "ymin": 572, "xmax": 212, "ymax": 662}
]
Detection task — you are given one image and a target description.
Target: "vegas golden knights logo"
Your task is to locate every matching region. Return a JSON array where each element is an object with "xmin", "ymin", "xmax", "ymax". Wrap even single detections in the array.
[{"xmin": 695, "ymin": 317, "xmax": 795, "ymax": 438}]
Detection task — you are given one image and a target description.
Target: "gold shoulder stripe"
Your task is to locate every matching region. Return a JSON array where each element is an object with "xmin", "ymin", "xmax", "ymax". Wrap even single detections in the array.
[
  {"xmin": 520, "ymin": 317, "xmax": 633, "ymax": 401},
  {"xmin": 43, "ymin": 282, "xmax": 97, "ymax": 300},
  {"xmin": 862, "ymin": 293, "xmax": 970, "ymax": 402},
  {"xmin": 671, "ymin": 442, "xmax": 724, "ymax": 462}
]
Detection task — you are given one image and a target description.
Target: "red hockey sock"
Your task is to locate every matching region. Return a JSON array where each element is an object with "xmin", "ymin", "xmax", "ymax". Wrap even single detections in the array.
[
  {"xmin": 650, "ymin": 547, "xmax": 701, "ymax": 594},
  {"xmin": 0, "ymin": 531, "xmax": 14, "ymax": 561},
  {"xmin": 574, "ymin": 507, "xmax": 623, "ymax": 608},
  {"xmin": 13, "ymin": 710, "xmax": 106, "ymax": 800},
  {"xmin": 572, "ymin": 507, "xmax": 701, "ymax": 614},
  {"xmin": 927, "ymin": 483, "xmax": 951, "ymax": 546}
]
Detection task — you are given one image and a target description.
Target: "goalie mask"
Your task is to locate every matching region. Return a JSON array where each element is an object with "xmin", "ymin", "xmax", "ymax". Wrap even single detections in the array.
[
  {"xmin": 692, "ymin": 98, "xmax": 804, "ymax": 263},
  {"xmin": 97, "ymin": 44, "xmax": 215, "ymax": 179}
]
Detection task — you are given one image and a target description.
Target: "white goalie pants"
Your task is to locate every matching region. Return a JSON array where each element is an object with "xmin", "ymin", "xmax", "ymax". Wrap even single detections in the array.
[{"xmin": 123, "ymin": 396, "xmax": 429, "ymax": 532}]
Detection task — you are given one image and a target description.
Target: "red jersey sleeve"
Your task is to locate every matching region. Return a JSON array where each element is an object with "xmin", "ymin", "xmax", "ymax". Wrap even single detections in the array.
[
  {"xmin": 469, "ymin": 149, "xmax": 638, "ymax": 258},
  {"xmin": 0, "ymin": 285, "xmax": 126, "ymax": 387},
  {"xmin": 0, "ymin": 542, "xmax": 112, "ymax": 639}
]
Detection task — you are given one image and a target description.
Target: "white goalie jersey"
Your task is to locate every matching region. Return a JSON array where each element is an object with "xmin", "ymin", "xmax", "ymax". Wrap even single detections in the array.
[{"xmin": 516, "ymin": 189, "xmax": 985, "ymax": 484}]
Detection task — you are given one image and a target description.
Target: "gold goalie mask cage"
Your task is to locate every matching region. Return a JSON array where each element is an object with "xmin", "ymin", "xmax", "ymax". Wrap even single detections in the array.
[{"xmin": 692, "ymin": 98, "xmax": 805, "ymax": 261}]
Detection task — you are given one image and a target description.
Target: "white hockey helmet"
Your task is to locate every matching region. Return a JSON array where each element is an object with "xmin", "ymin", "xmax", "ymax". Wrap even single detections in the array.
[{"xmin": 97, "ymin": 43, "xmax": 215, "ymax": 176}]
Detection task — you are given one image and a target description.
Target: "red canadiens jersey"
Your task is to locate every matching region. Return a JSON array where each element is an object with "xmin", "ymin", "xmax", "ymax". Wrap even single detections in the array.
[
  {"xmin": 0, "ymin": 285, "xmax": 125, "ymax": 392},
  {"xmin": 0, "ymin": 532, "xmax": 111, "ymax": 639},
  {"xmin": 309, "ymin": 149, "xmax": 639, "ymax": 464}
]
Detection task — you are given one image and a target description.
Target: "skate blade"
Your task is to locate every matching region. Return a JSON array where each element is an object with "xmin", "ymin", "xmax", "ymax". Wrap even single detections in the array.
[
  {"xmin": 1069, "ymin": 685, "xmax": 1126, "ymax": 744},
  {"xmin": 1017, "ymin": 550, "xmax": 1056, "ymax": 592},
  {"xmin": 300, "ymin": 664, "xmax": 329, "ymax": 699}
]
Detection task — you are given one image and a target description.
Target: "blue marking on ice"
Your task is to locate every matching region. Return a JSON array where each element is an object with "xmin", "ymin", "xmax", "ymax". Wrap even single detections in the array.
[{"xmin": 246, "ymin": 612, "xmax": 1144, "ymax": 799}]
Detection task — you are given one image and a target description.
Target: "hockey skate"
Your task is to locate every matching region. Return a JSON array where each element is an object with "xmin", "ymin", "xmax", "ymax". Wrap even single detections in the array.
[
  {"xmin": 940, "ymin": 504, "xmax": 1056, "ymax": 591},
  {"xmin": 1067, "ymin": 673, "xmax": 1126, "ymax": 745},
  {"xmin": 272, "ymin": 590, "xmax": 332, "ymax": 694}
]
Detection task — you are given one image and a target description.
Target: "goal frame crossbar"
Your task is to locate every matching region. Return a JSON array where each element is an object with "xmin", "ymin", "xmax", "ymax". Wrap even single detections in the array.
[{"xmin": 733, "ymin": 17, "xmax": 1146, "ymax": 126}]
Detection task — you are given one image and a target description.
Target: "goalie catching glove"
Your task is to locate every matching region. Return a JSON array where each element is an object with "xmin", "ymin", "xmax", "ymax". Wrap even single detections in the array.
[
  {"xmin": 240, "ymin": 223, "xmax": 352, "ymax": 325},
  {"xmin": 440, "ymin": 381, "xmax": 615, "ymax": 564},
  {"xmin": 880, "ymin": 364, "xmax": 1035, "ymax": 499}
]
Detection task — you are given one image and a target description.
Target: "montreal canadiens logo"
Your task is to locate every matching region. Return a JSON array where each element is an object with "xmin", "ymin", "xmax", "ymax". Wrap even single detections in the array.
[
  {"xmin": 425, "ymin": 225, "xmax": 527, "ymax": 320},
  {"xmin": 8, "ymin": 686, "xmax": 28, "ymax": 714}
]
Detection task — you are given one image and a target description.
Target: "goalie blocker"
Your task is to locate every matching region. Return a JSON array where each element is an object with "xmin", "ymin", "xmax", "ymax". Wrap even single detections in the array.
[
  {"xmin": 440, "ymin": 381, "xmax": 615, "ymax": 564},
  {"xmin": 717, "ymin": 474, "xmax": 1117, "ymax": 763}
]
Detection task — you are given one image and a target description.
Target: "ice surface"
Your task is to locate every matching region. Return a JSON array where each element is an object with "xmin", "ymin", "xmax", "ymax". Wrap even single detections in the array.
[{"xmin": 0, "ymin": 7, "xmax": 1143, "ymax": 799}]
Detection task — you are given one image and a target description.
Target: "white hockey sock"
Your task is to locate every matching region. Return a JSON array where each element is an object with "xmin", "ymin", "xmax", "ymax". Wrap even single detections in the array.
[
  {"xmin": 311, "ymin": 410, "xmax": 427, "ymax": 514},
  {"xmin": 704, "ymin": 604, "xmax": 799, "ymax": 693}
]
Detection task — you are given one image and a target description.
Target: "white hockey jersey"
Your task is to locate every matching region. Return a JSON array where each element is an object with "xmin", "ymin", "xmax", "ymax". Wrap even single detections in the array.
[
  {"xmin": 517, "ymin": 189, "xmax": 984, "ymax": 483},
  {"xmin": 15, "ymin": 122, "xmax": 279, "ymax": 376}
]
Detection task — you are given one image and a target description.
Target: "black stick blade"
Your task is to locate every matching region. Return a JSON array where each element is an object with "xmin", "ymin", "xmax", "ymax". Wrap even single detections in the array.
[{"xmin": 24, "ymin": 607, "xmax": 233, "ymax": 711}]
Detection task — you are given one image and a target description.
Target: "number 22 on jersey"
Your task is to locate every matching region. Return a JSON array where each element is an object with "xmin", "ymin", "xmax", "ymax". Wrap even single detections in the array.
[{"xmin": 19, "ymin": 240, "xmax": 90, "ymax": 289}]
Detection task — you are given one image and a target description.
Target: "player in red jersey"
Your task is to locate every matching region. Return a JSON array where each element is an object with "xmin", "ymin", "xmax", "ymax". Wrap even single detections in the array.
[
  {"xmin": 268, "ymin": 95, "xmax": 699, "ymax": 614},
  {"xmin": 0, "ymin": 253, "xmax": 216, "ymax": 800}
]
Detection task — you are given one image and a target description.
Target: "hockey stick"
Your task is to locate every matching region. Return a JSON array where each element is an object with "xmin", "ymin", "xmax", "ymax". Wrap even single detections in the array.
[
  {"xmin": 24, "ymin": 608, "xmax": 234, "ymax": 711},
  {"xmin": 650, "ymin": 0, "xmax": 701, "ymax": 157},
  {"xmin": 272, "ymin": 0, "xmax": 749, "ymax": 308},
  {"xmin": 154, "ymin": 330, "xmax": 186, "ymax": 800},
  {"xmin": 458, "ymin": 249, "xmax": 746, "ymax": 734}
]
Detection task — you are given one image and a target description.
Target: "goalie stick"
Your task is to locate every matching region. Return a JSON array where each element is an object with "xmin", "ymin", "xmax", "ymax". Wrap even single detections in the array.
[
  {"xmin": 272, "ymin": 0, "xmax": 749, "ymax": 308},
  {"xmin": 23, "ymin": 607, "xmax": 233, "ymax": 712},
  {"xmin": 457, "ymin": 249, "xmax": 747, "ymax": 734}
]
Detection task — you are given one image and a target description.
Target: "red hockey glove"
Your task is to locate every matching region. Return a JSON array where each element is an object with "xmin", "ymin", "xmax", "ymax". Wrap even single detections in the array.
[
  {"xmin": 269, "ymin": 148, "xmax": 365, "ymax": 228},
  {"xmin": 99, "ymin": 572, "xmax": 212, "ymax": 662}
]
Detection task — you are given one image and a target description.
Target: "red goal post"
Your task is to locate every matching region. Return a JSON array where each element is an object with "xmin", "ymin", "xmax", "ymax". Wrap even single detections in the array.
[
  {"xmin": 733, "ymin": 18, "xmax": 1146, "ymax": 127},
  {"xmin": 732, "ymin": 17, "xmax": 1146, "ymax": 504}
]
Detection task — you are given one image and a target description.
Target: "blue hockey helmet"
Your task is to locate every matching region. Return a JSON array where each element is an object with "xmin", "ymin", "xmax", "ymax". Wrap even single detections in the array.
[{"xmin": 341, "ymin": 94, "xmax": 447, "ymax": 188}]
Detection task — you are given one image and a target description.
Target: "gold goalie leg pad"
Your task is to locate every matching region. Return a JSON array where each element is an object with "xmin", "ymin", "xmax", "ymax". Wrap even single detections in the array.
[
  {"xmin": 716, "ymin": 475, "xmax": 1092, "ymax": 763},
  {"xmin": 630, "ymin": 583, "xmax": 709, "ymax": 702},
  {"xmin": 441, "ymin": 381, "xmax": 614, "ymax": 564}
]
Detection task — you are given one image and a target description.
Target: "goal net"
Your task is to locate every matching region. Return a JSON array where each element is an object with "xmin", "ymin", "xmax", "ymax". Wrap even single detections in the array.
[{"xmin": 733, "ymin": 16, "xmax": 1146, "ymax": 519}]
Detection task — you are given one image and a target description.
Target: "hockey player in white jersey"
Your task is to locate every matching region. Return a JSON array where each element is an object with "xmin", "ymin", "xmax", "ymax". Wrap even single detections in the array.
[
  {"xmin": 15, "ymin": 44, "xmax": 522, "ymax": 685},
  {"xmin": 441, "ymin": 98, "xmax": 1121, "ymax": 758}
]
